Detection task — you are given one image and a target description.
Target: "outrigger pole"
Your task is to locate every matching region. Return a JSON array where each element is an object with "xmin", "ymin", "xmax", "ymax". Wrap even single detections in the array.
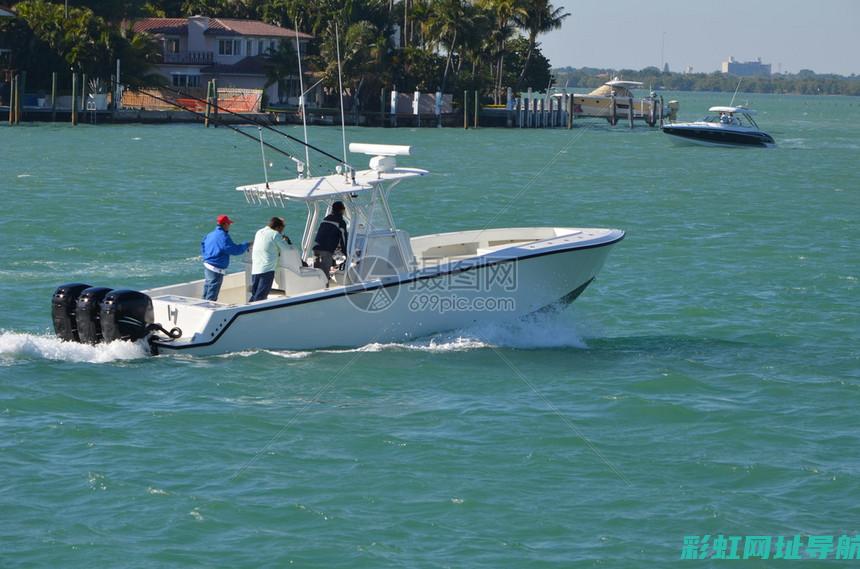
[
  {"xmin": 109, "ymin": 81, "xmax": 304, "ymax": 165},
  {"xmin": 108, "ymin": 78, "xmax": 354, "ymax": 173}
]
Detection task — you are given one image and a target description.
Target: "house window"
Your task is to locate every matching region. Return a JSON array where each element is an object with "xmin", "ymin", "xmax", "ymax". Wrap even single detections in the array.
[
  {"xmin": 258, "ymin": 40, "xmax": 264, "ymax": 55},
  {"xmin": 171, "ymin": 74, "xmax": 200, "ymax": 88},
  {"xmin": 247, "ymin": 40, "xmax": 252, "ymax": 56},
  {"xmin": 269, "ymin": 40, "xmax": 276, "ymax": 52},
  {"xmin": 218, "ymin": 39, "xmax": 242, "ymax": 56},
  {"xmin": 167, "ymin": 38, "xmax": 180, "ymax": 53}
]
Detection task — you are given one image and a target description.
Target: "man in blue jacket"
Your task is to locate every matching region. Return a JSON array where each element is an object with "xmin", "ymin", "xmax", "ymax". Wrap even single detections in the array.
[{"xmin": 201, "ymin": 214, "xmax": 250, "ymax": 301}]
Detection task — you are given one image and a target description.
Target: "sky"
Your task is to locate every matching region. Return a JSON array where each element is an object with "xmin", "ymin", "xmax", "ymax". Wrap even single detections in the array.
[{"xmin": 540, "ymin": 0, "xmax": 860, "ymax": 76}]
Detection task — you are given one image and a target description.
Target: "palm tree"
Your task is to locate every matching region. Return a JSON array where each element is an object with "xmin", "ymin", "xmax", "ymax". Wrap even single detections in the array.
[
  {"xmin": 476, "ymin": 0, "xmax": 528, "ymax": 103},
  {"xmin": 513, "ymin": 0, "xmax": 569, "ymax": 91},
  {"xmin": 420, "ymin": 0, "xmax": 471, "ymax": 93}
]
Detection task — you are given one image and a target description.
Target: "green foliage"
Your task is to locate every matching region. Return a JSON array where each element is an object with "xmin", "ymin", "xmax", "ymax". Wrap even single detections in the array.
[{"xmin": 2, "ymin": 0, "xmax": 573, "ymax": 102}]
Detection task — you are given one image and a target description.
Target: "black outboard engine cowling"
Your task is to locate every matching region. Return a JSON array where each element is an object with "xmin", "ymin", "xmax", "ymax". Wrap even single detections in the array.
[
  {"xmin": 75, "ymin": 287, "xmax": 113, "ymax": 344},
  {"xmin": 51, "ymin": 283, "xmax": 92, "ymax": 342},
  {"xmin": 101, "ymin": 290, "xmax": 154, "ymax": 343}
]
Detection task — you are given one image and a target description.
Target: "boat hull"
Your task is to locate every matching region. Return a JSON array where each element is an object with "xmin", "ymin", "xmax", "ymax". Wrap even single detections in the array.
[
  {"xmin": 152, "ymin": 231, "xmax": 624, "ymax": 355},
  {"xmin": 662, "ymin": 124, "xmax": 775, "ymax": 148}
]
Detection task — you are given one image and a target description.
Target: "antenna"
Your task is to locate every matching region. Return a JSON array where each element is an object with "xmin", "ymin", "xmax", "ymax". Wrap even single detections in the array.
[
  {"xmin": 258, "ymin": 127, "xmax": 269, "ymax": 189},
  {"xmin": 295, "ymin": 27, "xmax": 311, "ymax": 177},
  {"xmin": 335, "ymin": 22, "xmax": 349, "ymax": 174},
  {"xmin": 729, "ymin": 78, "xmax": 743, "ymax": 106}
]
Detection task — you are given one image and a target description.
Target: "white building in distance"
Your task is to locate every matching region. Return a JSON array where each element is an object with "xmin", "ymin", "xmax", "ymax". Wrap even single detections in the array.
[{"xmin": 721, "ymin": 56, "xmax": 771, "ymax": 77}]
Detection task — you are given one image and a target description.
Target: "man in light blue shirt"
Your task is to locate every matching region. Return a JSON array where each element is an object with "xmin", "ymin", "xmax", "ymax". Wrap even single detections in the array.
[{"xmin": 250, "ymin": 216, "xmax": 292, "ymax": 302}]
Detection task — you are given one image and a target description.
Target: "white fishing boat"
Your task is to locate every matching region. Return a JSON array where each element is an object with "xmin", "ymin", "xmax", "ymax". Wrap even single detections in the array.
[{"xmin": 51, "ymin": 143, "xmax": 624, "ymax": 355}]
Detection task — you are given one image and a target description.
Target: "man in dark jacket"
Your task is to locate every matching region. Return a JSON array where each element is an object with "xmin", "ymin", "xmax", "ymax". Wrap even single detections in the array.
[
  {"xmin": 312, "ymin": 201, "xmax": 348, "ymax": 285},
  {"xmin": 201, "ymin": 214, "xmax": 250, "ymax": 301}
]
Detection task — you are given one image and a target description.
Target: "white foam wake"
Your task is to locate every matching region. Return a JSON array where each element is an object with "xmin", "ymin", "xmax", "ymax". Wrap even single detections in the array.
[
  {"xmin": 0, "ymin": 331, "xmax": 149, "ymax": 363},
  {"xmin": 322, "ymin": 311, "xmax": 588, "ymax": 354}
]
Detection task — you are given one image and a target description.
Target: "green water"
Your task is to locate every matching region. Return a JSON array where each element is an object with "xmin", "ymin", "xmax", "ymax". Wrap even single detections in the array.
[{"xmin": 1, "ymin": 92, "xmax": 859, "ymax": 567}]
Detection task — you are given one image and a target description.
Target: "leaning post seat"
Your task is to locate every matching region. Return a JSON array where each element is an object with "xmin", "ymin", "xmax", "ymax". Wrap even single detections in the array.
[{"xmin": 275, "ymin": 246, "xmax": 328, "ymax": 295}]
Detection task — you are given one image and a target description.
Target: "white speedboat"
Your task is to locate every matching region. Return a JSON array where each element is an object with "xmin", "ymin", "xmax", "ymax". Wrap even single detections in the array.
[
  {"xmin": 662, "ymin": 106, "xmax": 775, "ymax": 147},
  {"xmin": 51, "ymin": 143, "xmax": 624, "ymax": 356}
]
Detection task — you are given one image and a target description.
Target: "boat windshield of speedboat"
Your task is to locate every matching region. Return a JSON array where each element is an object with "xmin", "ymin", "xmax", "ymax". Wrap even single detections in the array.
[
  {"xmin": 51, "ymin": 143, "xmax": 625, "ymax": 355},
  {"xmin": 701, "ymin": 106, "xmax": 760, "ymax": 129}
]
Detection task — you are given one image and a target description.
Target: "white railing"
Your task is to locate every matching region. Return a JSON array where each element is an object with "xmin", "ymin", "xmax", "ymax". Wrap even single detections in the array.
[{"xmin": 163, "ymin": 51, "xmax": 214, "ymax": 65}]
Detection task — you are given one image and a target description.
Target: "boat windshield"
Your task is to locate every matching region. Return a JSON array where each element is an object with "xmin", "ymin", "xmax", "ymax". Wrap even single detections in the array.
[{"xmin": 702, "ymin": 113, "xmax": 754, "ymax": 127}]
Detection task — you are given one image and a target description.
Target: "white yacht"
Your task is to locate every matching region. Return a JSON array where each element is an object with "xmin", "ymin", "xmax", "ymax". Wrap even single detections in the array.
[
  {"xmin": 662, "ymin": 106, "xmax": 775, "ymax": 147},
  {"xmin": 51, "ymin": 143, "xmax": 624, "ymax": 355},
  {"xmin": 568, "ymin": 78, "xmax": 671, "ymax": 126}
]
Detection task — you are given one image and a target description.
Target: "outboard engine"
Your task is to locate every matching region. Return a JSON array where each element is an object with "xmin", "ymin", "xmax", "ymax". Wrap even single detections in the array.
[
  {"xmin": 51, "ymin": 283, "xmax": 92, "ymax": 341},
  {"xmin": 100, "ymin": 289, "xmax": 154, "ymax": 343},
  {"xmin": 75, "ymin": 287, "xmax": 113, "ymax": 344},
  {"xmin": 667, "ymin": 100, "xmax": 680, "ymax": 123}
]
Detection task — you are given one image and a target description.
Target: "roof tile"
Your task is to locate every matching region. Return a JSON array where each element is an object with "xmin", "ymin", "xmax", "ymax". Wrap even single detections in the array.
[{"xmin": 131, "ymin": 17, "xmax": 312, "ymax": 39}]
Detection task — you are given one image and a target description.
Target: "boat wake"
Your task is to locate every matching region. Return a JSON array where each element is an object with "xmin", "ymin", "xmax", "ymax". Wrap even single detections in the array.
[
  {"xmin": 0, "ymin": 331, "xmax": 149, "ymax": 364},
  {"xmin": 266, "ymin": 312, "xmax": 588, "ymax": 357},
  {"xmin": 1, "ymin": 313, "xmax": 587, "ymax": 364}
]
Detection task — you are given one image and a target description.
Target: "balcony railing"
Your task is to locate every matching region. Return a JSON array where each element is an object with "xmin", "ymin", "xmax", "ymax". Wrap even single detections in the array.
[{"xmin": 162, "ymin": 51, "xmax": 214, "ymax": 65}]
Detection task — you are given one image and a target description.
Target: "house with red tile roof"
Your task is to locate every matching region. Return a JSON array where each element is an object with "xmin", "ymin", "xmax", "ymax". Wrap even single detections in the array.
[{"xmin": 132, "ymin": 15, "xmax": 313, "ymax": 104}]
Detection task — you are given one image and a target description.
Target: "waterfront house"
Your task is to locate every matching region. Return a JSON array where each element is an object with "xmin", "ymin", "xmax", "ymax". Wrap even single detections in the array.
[
  {"xmin": 1, "ymin": 4, "xmax": 15, "ymax": 94},
  {"xmin": 132, "ymin": 16, "xmax": 313, "ymax": 104}
]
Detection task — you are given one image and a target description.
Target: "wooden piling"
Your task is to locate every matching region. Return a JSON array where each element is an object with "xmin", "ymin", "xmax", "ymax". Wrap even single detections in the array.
[
  {"xmin": 51, "ymin": 72, "xmax": 57, "ymax": 122},
  {"xmin": 473, "ymin": 90, "xmax": 478, "ymax": 128},
  {"xmin": 6, "ymin": 75, "xmax": 11, "ymax": 125},
  {"xmin": 380, "ymin": 88, "xmax": 385, "ymax": 127},
  {"xmin": 609, "ymin": 94, "xmax": 616, "ymax": 126},
  {"xmin": 11, "ymin": 74, "xmax": 18, "ymax": 124},
  {"xmin": 81, "ymin": 73, "xmax": 87, "ymax": 113},
  {"xmin": 211, "ymin": 79, "xmax": 218, "ymax": 127},
  {"xmin": 658, "ymin": 95, "xmax": 664, "ymax": 126},
  {"xmin": 526, "ymin": 88, "xmax": 532, "ymax": 128},
  {"xmin": 505, "ymin": 86, "xmax": 513, "ymax": 128},
  {"xmin": 628, "ymin": 96, "xmax": 634, "ymax": 128},
  {"xmin": 648, "ymin": 96, "xmax": 656, "ymax": 127},
  {"xmin": 14, "ymin": 74, "xmax": 19, "ymax": 124},
  {"xmin": 204, "ymin": 80, "xmax": 212, "ymax": 127},
  {"xmin": 567, "ymin": 95, "xmax": 573, "ymax": 129},
  {"xmin": 9, "ymin": 75, "xmax": 16, "ymax": 124},
  {"xmin": 71, "ymin": 73, "xmax": 78, "ymax": 126}
]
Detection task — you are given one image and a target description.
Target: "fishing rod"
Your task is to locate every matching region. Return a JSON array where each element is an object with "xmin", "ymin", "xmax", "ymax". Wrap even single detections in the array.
[
  {"xmin": 113, "ymin": 81, "xmax": 302, "ymax": 165},
  {"xmin": 141, "ymin": 81, "xmax": 353, "ymax": 171}
]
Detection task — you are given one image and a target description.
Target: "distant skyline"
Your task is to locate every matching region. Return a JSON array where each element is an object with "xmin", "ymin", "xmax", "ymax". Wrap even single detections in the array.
[{"xmin": 540, "ymin": 0, "xmax": 860, "ymax": 76}]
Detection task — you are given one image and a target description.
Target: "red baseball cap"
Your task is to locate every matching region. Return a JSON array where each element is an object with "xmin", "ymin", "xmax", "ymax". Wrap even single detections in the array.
[{"xmin": 217, "ymin": 214, "xmax": 234, "ymax": 225}]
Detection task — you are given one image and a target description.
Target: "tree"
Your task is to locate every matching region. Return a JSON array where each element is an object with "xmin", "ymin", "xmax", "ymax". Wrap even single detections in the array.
[
  {"xmin": 5, "ymin": 0, "xmax": 161, "ymax": 87},
  {"xmin": 476, "ymin": 0, "xmax": 528, "ymax": 103},
  {"xmin": 263, "ymin": 38, "xmax": 295, "ymax": 103},
  {"xmin": 512, "ymin": 0, "xmax": 568, "ymax": 91}
]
